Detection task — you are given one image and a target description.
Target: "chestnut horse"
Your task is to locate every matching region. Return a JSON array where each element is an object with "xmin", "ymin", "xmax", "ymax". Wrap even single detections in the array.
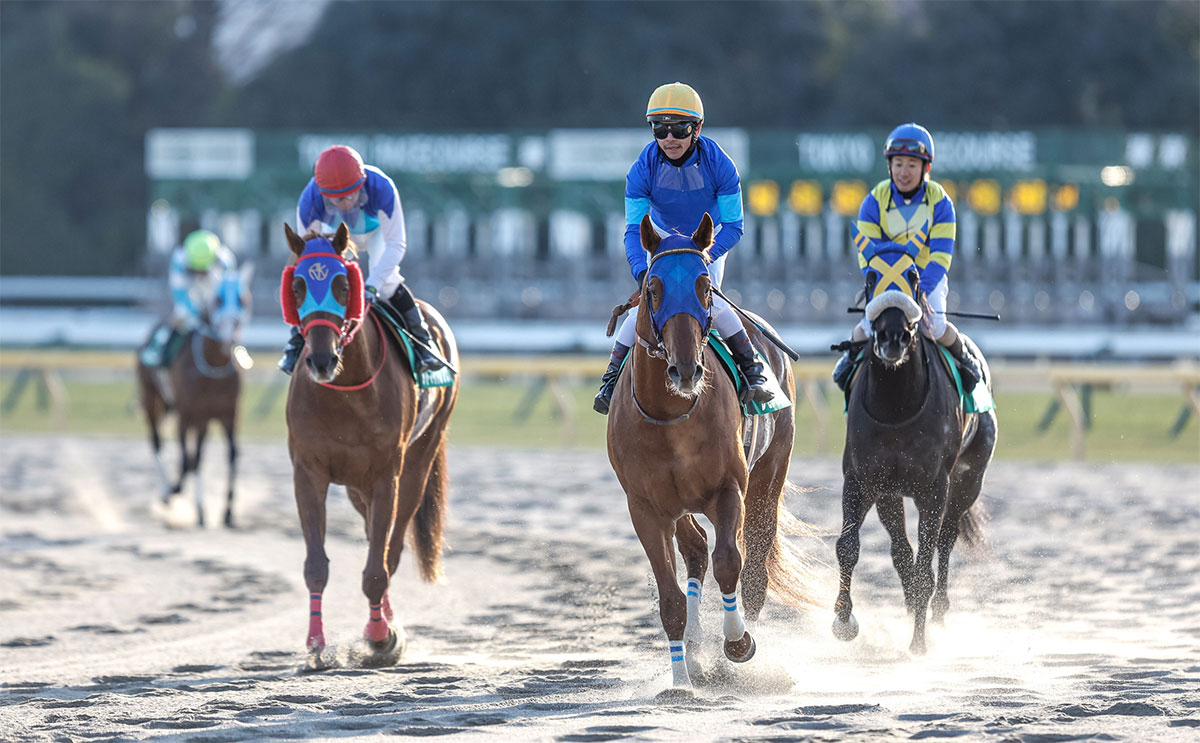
[
  {"xmin": 136, "ymin": 266, "xmax": 252, "ymax": 527},
  {"xmin": 282, "ymin": 223, "xmax": 458, "ymax": 667},
  {"xmin": 832, "ymin": 246, "xmax": 997, "ymax": 655},
  {"xmin": 607, "ymin": 214, "xmax": 818, "ymax": 688}
]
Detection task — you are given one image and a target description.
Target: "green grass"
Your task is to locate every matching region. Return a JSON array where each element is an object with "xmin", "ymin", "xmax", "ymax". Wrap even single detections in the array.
[{"xmin": 2, "ymin": 372, "xmax": 1196, "ymax": 463}]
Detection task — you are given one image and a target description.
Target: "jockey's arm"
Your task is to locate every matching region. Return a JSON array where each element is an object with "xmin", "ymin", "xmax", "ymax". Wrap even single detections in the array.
[
  {"xmin": 919, "ymin": 191, "xmax": 957, "ymax": 294},
  {"xmin": 365, "ymin": 191, "xmax": 406, "ymax": 291},
  {"xmin": 853, "ymin": 192, "xmax": 886, "ymax": 275},
  {"xmin": 704, "ymin": 158, "xmax": 744, "ymax": 262},
  {"xmin": 623, "ymin": 161, "xmax": 653, "ymax": 283}
]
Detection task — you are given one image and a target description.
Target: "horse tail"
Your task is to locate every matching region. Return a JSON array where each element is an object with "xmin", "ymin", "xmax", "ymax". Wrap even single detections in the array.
[
  {"xmin": 956, "ymin": 499, "xmax": 992, "ymax": 558},
  {"xmin": 412, "ymin": 443, "xmax": 448, "ymax": 584},
  {"xmin": 765, "ymin": 483, "xmax": 830, "ymax": 610}
]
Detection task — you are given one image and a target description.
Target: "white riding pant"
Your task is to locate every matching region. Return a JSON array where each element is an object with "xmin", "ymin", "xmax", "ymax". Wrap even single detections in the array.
[
  {"xmin": 855, "ymin": 275, "xmax": 949, "ymax": 341},
  {"xmin": 614, "ymin": 254, "xmax": 742, "ymax": 348}
]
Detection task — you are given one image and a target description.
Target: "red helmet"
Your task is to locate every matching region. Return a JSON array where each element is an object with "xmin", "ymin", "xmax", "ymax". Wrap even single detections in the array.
[{"xmin": 314, "ymin": 145, "xmax": 366, "ymax": 197}]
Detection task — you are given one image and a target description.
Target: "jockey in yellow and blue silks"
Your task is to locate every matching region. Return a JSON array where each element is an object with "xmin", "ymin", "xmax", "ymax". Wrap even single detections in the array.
[
  {"xmin": 140, "ymin": 230, "xmax": 240, "ymax": 368},
  {"xmin": 593, "ymin": 82, "xmax": 772, "ymax": 414},
  {"xmin": 832, "ymin": 123, "xmax": 983, "ymax": 393},
  {"xmin": 277, "ymin": 144, "xmax": 446, "ymax": 376}
]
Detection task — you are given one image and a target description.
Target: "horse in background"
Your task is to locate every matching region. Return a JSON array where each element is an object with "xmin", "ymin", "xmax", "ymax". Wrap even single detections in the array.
[
  {"xmin": 607, "ymin": 214, "xmax": 820, "ymax": 689},
  {"xmin": 136, "ymin": 263, "xmax": 253, "ymax": 528},
  {"xmin": 832, "ymin": 245, "xmax": 997, "ymax": 655},
  {"xmin": 282, "ymin": 223, "xmax": 458, "ymax": 668}
]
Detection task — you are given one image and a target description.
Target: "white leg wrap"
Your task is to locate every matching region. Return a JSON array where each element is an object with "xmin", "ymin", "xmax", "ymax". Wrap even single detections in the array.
[
  {"xmin": 669, "ymin": 640, "xmax": 690, "ymax": 687},
  {"xmin": 684, "ymin": 577, "xmax": 703, "ymax": 642},
  {"xmin": 194, "ymin": 472, "xmax": 205, "ymax": 525},
  {"xmin": 722, "ymin": 591, "xmax": 747, "ymax": 641}
]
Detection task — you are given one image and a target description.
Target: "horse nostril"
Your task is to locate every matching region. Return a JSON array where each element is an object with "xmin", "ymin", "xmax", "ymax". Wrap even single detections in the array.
[
  {"xmin": 667, "ymin": 366, "xmax": 681, "ymax": 384},
  {"xmin": 692, "ymin": 366, "xmax": 704, "ymax": 383}
]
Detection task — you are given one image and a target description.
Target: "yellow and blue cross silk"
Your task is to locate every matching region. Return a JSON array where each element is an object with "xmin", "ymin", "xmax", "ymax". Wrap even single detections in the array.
[{"xmin": 852, "ymin": 179, "xmax": 956, "ymax": 293}]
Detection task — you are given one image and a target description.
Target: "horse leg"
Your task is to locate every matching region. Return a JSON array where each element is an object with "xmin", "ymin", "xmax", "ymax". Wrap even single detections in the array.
[
  {"xmin": 934, "ymin": 414, "xmax": 996, "ymax": 623},
  {"xmin": 172, "ymin": 420, "xmax": 188, "ymax": 496},
  {"xmin": 628, "ymin": 499, "xmax": 689, "ymax": 687},
  {"xmin": 192, "ymin": 424, "xmax": 208, "ymax": 528},
  {"xmin": 876, "ymin": 495, "xmax": 917, "ymax": 615},
  {"xmin": 707, "ymin": 486, "xmax": 755, "ymax": 664},
  {"xmin": 294, "ymin": 465, "xmax": 331, "ymax": 654},
  {"xmin": 221, "ymin": 415, "xmax": 238, "ymax": 528},
  {"xmin": 361, "ymin": 474, "xmax": 402, "ymax": 655},
  {"xmin": 138, "ymin": 371, "xmax": 173, "ymax": 500},
  {"xmin": 674, "ymin": 515, "xmax": 708, "ymax": 647},
  {"xmin": 833, "ymin": 476, "xmax": 874, "ymax": 641},
  {"xmin": 909, "ymin": 484, "xmax": 948, "ymax": 655}
]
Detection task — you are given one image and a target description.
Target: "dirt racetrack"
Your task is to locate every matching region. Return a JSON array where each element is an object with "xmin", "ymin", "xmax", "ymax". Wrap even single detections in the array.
[{"xmin": 2, "ymin": 434, "xmax": 1197, "ymax": 742}]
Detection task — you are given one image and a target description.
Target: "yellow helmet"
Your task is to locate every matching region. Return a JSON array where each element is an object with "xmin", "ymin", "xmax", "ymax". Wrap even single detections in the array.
[
  {"xmin": 646, "ymin": 82, "xmax": 703, "ymax": 122},
  {"xmin": 184, "ymin": 230, "xmax": 220, "ymax": 271}
]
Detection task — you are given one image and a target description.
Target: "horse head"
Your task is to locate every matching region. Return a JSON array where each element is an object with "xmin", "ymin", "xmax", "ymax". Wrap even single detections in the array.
[
  {"xmin": 282, "ymin": 222, "xmax": 364, "ymax": 383},
  {"xmin": 208, "ymin": 263, "xmax": 253, "ymax": 349},
  {"xmin": 863, "ymin": 243, "xmax": 923, "ymax": 368},
  {"xmin": 637, "ymin": 213, "xmax": 714, "ymax": 398}
]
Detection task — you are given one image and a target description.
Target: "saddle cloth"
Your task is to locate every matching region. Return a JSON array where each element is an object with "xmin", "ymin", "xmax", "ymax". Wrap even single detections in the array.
[{"xmin": 369, "ymin": 303, "xmax": 455, "ymax": 389}]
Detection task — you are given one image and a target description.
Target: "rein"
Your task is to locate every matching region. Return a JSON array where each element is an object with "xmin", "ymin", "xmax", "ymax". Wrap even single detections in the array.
[
  {"xmin": 191, "ymin": 326, "xmax": 237, "ymax": 379},
  {"xmin": 630, "ymin": 372, "xmax": 702, "ymax": 425},
  {"xmin": 312, "ymin": 312, "xmax": 387, "ymax": 392}
]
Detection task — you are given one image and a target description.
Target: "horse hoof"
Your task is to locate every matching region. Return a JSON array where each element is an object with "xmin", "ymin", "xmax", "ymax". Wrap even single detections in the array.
[
  {"xmin": 302, "ymin": 646, "xmax": 336, "ymax": 673},
  {"xmin": 832, "ymin": 614, "xmax": 859, "ymax": 641},
  {"xmin": 654, "ymin": 686, "xmax": 695, "ymax": 702},
  {"xmin": 910, "ymin": 637, "xmax": 927, "ymax": 656},
  {"xmin": 223, "ymin": 511, "xmax": 235, "ymax": 529},
  {"xmin": 359, "ymin": 628, "xmax": 406, "ymax": 666},
  {"xmin": 723, "ymin": 632, "xmax": 756, "ymax": 663}
]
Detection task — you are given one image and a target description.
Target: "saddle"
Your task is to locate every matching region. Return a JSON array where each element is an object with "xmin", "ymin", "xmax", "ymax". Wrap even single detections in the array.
[
  {"xmin": 368, "ymin": 303, "xmax": 455, "ymax": 389},
  {"xmin": 841, "ymin": 338, "xmax": 995, "ymax": 415},
  {"xmin": 706, "ymin": 330, "xmax": 791, "ymax": 416}
]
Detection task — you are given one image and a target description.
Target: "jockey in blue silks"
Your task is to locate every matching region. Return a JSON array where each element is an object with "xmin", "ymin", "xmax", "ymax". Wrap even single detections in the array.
[
  {"xmin": 832, "ymin": 123, "xmax": 983, "ymax": 393},
  {"xmin": 140, "ymin": 229, "xmax": 240, "ymax": 368},
  {"xmin": 593, "ymin": 82, "xmax": 772, "ymax": 415},
  {"xmin": 277, "ymin": 144, "xmax": 445, "ymax": 375}
]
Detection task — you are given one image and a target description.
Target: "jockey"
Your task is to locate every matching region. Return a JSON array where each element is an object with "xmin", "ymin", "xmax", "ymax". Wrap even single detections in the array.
[
  {"xmin": 833, "ymin": 123, "xmax": 983, "ymax": 393},
  {"xmin": 277, "ymin": 144, "xmax": 445, "ymax": 375},
  {"xmin": 140, "ymin": 229, "xmax": 237, "ymax": 368},
  {"xmin": 593, "ymin": 82, "xmax": 772, "ymax": 414}
]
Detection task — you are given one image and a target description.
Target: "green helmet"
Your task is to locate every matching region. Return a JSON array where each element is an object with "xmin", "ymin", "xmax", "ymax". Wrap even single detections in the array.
[{"xmin": 184, "ymin": 230, "xmax": 220, "ymax": 271}]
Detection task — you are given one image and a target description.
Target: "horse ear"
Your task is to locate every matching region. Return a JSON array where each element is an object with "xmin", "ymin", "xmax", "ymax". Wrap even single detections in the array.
[
  {"xmin": 692, "ymin": 213, "xmax": 714, "ymax": 250},
  {"xmin": 333, "ymin": 223, "xmax": 350, "ymax": 255},
  {"xmin": 284, "ymin": 223, "xmax": 306, "ymax": 256},
  {"xmin": 640, "ymin": 215, "xmax": 662, "ymax": 255}
]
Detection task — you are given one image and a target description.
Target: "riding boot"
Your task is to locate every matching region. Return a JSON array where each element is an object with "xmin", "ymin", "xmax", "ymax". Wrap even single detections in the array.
[
  {"xmin": 277, "ymin": 326, "xmax": 304, "ymax": 375},
  {"xmin": 945, "ymin": 337, "xmax": 982, "ymax": 393},
  {"xmin": 593, "ymin": 342, "xmax": 630, "ymax": 415},
  {"xmin": 391, "ymin": 297, "xmax": 446, "ymax": 375},
  {"xmin": 832, "ymin": 349, "xmax": 855, "ymax": 392},
  {"xmin": 726, "ymin": 331, "xmax": 773, "ymax": 404}
]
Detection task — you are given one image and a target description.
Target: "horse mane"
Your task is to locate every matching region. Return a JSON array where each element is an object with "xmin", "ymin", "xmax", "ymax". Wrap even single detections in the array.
[{"xmin": 300, "ymin": 229, "xmax": 359, "ymax": 261}]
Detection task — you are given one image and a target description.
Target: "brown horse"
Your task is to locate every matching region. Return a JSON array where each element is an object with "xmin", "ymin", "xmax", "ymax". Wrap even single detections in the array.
[
  {"xmin": 136, "ymin": 266, "xmax": 252, "ymax": 528},
  {"xmin": 282, "ymin": 223, "xmax": 458, "ymax": 668},
  {"xmin": 607, "ymin": 214, "xmax": 818, "ymax": 688}
]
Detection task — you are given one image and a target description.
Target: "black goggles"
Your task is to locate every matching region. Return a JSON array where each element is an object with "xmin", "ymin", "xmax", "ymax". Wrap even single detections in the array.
[
  {"xmin": 651, "ymin": 121, "xmax": 696, "ymax": 139},
  {"xmin": 884, "ymin": 138, "xmax": 930, "ymax": 158}
]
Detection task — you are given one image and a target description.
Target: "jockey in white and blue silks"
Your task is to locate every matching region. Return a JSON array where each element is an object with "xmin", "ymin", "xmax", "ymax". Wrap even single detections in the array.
[
  {"xmin": 278, "ymin": 144, "xmax": 445, "ymax": 375},
  {"xmin": 141, "ymin": 230, "xmax": 240, "ymax": 368},
  {"xmin": 593, "ymin": 82, "xmax": 772, "ymax": 415},
  {"xmin": 832, "ymin": 122, "xmax": 982, "ymax": 393}
]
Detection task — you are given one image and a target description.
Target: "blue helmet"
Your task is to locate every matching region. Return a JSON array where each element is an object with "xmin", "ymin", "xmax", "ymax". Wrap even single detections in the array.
[{"xmin": 884, "ymin": 123, "xmax": 934, "ymax": 164}]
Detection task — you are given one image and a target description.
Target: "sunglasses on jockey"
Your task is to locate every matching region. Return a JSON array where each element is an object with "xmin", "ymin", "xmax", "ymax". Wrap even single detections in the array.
[
  {"xmin": 884, "ymin": 138, "xmax": 931, "ymax": 160},
  {"xmin": 650, "ymin": 120, "xmax": 697, "ymax": 140}
]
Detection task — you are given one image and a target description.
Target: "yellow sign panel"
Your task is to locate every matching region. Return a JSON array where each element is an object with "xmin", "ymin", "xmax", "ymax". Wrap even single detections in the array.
[
  {"xmin": 1011, "ymin": 179, "xmax": 1047, "ymax": 215},
  {"xmin": 831, "ymin": 180, "xmax": 867, "ymax": 217},
  {"xmin": 788, "ymin": 180, "xmax": 823, "ymax": 216},
  {"xmin": 1052, "ymin": 184, "xmax": 1079, "ymax": 211},
  {"xmin": 747, "ymin": 179, "xmax": 780, "ymax": 216},
  {"xmin": 967, "ymin": 179, "xmax": 1002, "ymax": 216}
]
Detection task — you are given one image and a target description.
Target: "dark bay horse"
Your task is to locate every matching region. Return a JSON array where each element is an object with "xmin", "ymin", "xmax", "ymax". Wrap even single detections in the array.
[
  {"xmin": 608, "ymin": 214, "xmax": 819, "ymax": 688},
  {"xmin": 832, "ymin": 247, "xmax": 997, "ymax": 655},
  {"xmin": 136, "ymin": 266, "xmax": 252, "ymax": 527},
  {"xmin": 282, "ymin": 223, "xmax": 458, "ymax": 667}
]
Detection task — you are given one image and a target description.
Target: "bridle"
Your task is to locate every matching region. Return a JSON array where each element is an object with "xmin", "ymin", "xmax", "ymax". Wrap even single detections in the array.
[{"xmin": 635, "ymin": 247, "xmax": 712, "ymax": 360}]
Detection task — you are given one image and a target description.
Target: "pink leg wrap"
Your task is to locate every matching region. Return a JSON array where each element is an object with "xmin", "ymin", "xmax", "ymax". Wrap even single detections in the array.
[
  {"xmin": 306, "ymin": 593, "xmax": 326, "ymax": 650},
  {"xmin": 382, "ymin": 593, "xmax": 394, "ymax": 623},
  {"xmin": 364, "ymin": 601, "xmax": 390, "ymax": 643}
]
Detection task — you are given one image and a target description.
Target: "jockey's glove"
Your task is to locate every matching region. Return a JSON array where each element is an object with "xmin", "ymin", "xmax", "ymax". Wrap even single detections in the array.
[{"xmin": 365, "ymin": 285, "xmax": 379, "ymax": 303}]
